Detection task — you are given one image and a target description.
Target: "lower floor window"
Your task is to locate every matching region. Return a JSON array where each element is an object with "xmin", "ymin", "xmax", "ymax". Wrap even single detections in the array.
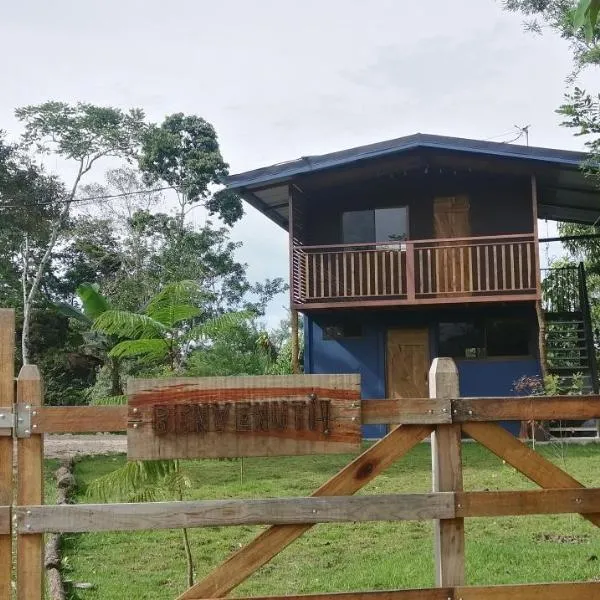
[{"xmin": 438, "ymin": 318, "xmax": 532, "ymax": 359}]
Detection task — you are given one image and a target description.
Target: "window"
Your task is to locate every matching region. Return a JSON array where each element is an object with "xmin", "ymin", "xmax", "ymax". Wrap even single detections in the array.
[
  {"xmin": 438, "ymin": 318, "xmax": 532, "ymax": 359},
  {"xmin": 439, "ymin": 322, "xmax": 485, "ymax": 359},
  {"xmin": 342, "ymin": 207, "xmax": 408, "ymax": 244},
  {"xmin": 486, "ymin": 319, "xmax": 531, "ymax": 357},
  {"xmin": 322, "ymin": 320, "xmax": 363, "ymax": 340}
]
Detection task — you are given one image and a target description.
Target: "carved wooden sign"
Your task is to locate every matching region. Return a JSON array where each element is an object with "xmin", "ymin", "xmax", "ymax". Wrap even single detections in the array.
[{"xmin": 127, "ymin": 374, "xmax": 361, "ymax": 459}]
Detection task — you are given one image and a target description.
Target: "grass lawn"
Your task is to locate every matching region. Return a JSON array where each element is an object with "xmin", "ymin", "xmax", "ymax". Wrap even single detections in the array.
[{"xmin": 59, "ymin": 441, "xmax": 600, "ymax": 600}]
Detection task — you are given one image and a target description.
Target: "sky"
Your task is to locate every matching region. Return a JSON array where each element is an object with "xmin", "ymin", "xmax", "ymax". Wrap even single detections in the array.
[{"xmin": 0, "ymin": 0, "xmax": 591, "ymax": 325}]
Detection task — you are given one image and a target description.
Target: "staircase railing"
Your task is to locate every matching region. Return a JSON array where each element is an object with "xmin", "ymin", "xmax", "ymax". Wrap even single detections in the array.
[{"xmin": 540, "ymin": 265, "xmax": 581, "ymax": 314}]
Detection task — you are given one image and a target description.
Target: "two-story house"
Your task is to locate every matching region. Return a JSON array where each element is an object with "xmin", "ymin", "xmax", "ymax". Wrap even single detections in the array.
[{"xmin": 226, "ymin": 134, "xmax": 599, "ymax": 438}]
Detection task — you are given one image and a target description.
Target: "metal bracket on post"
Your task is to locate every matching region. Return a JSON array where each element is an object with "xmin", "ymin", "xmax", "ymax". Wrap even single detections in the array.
[
  {"xmin": 0, "ymin": 407, "xmax": 13, "ymax": 437},
  {"xmin": 15, "ymin": 404, "xmax": 32, "ymax": 438}
]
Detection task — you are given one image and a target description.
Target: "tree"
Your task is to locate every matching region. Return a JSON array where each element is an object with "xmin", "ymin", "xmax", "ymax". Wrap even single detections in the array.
[
  {"xmin": 58, "ymin": 283, "xmax": 124, "ymax": 397},
  {"xmin": 15, "ymin": 101, "xmax": 146, "ymax": 364},
  {"xmin": 92, "ymin": 280, "xmax": 250, "ymax": 372},
  {"xmin": 139, "ymin": 113, "xmax": 243, "ymax": 227}
]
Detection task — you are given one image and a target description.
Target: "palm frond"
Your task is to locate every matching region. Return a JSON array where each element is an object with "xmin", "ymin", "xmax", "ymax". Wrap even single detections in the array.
[
  {"xmin": 93, "ymin": 310, "xmax": 167, "ymax": 339},
  {"xmin": 149, "ymin": 304, "xmax": 201, "ymax": 328},
  {"xmin": 184, "ymin": 311, "xmax": 253, "ymax": 343},
  {"xmin": 56, "ymin": 302, "xmax": 92, "ymax": 325},
  {"xmin": 77, "ymin": 283, "xmax": 111, "ymax": 320},
  {"xmin": 90, "ymin": 395, "xmax": 127, "ymax": 406},
  {"xmin": 85, "ymin": 460, "xmax": 177, "ymax": 503},
  {"xmin": 109, "ymin": 339, "xmax": 170, "ymax": 362},
  {"xmin": 145, "ymin": 281, "xmax": 203, "ymax": 326}
]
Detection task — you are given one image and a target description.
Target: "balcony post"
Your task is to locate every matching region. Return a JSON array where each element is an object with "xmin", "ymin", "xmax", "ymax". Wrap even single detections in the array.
[{"xmin": 406, "ymin": 241, "xmax": 416, "ymax": 301}]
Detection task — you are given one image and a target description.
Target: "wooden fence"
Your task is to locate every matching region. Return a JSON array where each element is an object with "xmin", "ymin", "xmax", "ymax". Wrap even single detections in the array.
[{"xmin": 1, "ymin": 308, "xmax": 600, "ymax": 599}]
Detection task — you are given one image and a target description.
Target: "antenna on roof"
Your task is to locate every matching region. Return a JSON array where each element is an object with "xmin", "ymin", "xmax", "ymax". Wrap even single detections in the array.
[{"xmin": 514, "ymin": 124, "xmax": 531, "ymax": 146}]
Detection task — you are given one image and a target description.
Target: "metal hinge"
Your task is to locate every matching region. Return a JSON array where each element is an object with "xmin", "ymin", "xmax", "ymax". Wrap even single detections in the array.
[{"xmin": 15, "ymin": 403, "xmax": 32, "ymax": 438}]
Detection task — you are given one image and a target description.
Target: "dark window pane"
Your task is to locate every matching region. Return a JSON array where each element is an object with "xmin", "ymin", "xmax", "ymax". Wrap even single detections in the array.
[
  {"xmin": 486, "ymin": 319, "xmax": 531, "ymax": 357},
  {"xmin": 342, "ymin": 210, "xmax": 374, "ymax": 243},
  {"xmin": 439, "ymin": 322, "xmax": 484, "ymax": 359},
  {"xmin": 375, "ymin": 207, "xmax": 408, "ymax": 242},
  {"xmin": 323, "ymin": 320, "xmax": 363, "ymax": 340}
]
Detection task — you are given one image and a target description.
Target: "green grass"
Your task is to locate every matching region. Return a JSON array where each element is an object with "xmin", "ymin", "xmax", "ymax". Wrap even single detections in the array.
[{"xmin": 60, "ymin": 442, "xmax": 600, "ymax": 600}]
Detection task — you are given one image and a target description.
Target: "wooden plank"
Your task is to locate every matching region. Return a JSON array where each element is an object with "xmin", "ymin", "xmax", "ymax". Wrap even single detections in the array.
[
  {"xmin": 406, "ymin": 243, "xmax": 415, "ymax": 300},
  {"xmin": 33, "ymin": 405, "xmax": 128, "ymax": 432},
  {"xmin": 190, "ymin": 591, "xmax": 454, "ymax": 600},
  {"xmin": 16, "ymin": 492, "xmax": 454, "ymax": 534},
  {"xmin": 458, "ymin": 581, "xmax": 600, "ymax": 600},
  {"xmin": 128, "ymin": 374, "xmax": 361, "ymax": 460},
  {"xmin": 177, "ymin": 424, "xmax": 434, "ymax": 600},
  {"xmin": 456, "ymin": 488, "xmax": 600, "ymax": 517},
  {"xmin": 454, "ymin": 396, "xmax": 600, "ymax": 422},
  {"xmin": 0, "ymin": 506, "xmax": 9, "ymax": 535},
  {"xmin": 362, "ymin": 398, "xmax": 450, "ymax": 425},
  {"xmin": 463, "ymin": 422, "xmax": 600, "ymax": 528},
  {"xmin": 17, "ymin": 365, "xmax": 44, "ymax": 600},
  {"xmin": 430, "ymin": 358, "xmax": 464, "ymax": 588},
  {"xmin": 0, "ymin": 309, "xmax": 14, "ymax": 599},
  {"xmin": 291, "ymin": 309, "xmax": 300, "ymax": 374}
]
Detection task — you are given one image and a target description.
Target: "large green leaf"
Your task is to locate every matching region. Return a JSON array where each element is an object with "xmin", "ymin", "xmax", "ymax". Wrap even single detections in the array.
[
  {"xmin": 184, "ymin": 310, "xmax": 253, "ymax": 343},
  {"xmin": 56, "ymin": 302, "xmax": 92, "ymax": 325},
  {"xmin": 109, "ymin": 338, "xmax": 170, "ymax": 362},
  {"xmin": 93, "ymin": 310, "xmax": 167, "ymax": 339},
  {"xmin": 144, "ymin": 280, "xmax": 202, "ymax": 326},
  {"xmin": 77, "ymin": 283, "xmax": 111, "ymax": 320},
  {"xmin": 574, "ymin": 0, "xmax": 600, "ymax": 41}
]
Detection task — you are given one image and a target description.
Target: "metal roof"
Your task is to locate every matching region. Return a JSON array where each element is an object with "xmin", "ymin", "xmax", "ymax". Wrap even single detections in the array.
[{"xmin": 226, "ymin": 133, "xmax": 599, "ymax": 229}]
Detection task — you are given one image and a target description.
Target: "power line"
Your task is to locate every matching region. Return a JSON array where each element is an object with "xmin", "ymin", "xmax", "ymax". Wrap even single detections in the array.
[{"xmin": 0, "ymin": 185, "xmax": 178, "ymax": 210}]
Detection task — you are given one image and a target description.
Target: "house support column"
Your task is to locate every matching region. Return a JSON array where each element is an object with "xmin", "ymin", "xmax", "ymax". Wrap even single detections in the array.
[
  {"xmin": 291, "ymin": 308, "xmax": 300, "ymax": 374},
  {"xmin": 531, "ymin": 174, "xmax": 547, "ymax": 380}
]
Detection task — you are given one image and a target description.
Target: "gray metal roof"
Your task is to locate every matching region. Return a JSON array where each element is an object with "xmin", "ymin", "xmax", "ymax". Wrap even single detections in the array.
[{"xmin": 226, "ymin": 133, "xmax": 599, "ymax": 229}]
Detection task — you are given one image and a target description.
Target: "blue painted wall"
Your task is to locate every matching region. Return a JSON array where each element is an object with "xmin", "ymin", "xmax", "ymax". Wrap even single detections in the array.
[
  {"xmin": 305, "ymin": 316, "xmax": 387, "ymax": 438},
  {"xmin": 304, "ymin": 308, "xmax": 541, "ymax": 439}
]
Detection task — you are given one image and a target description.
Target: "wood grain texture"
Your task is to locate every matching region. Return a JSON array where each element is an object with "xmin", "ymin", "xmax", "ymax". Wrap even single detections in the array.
[
  {"xmin": 456, "ymin": 488, "xmax": 600, "ymax": 517},
  {"xmin": 34, "ymin": 405, "xmax": 128, "ymax": 432},
  {"xmin": 177, "ymin": 424, "xmax": 433, "ymax": 600},
  {"xmin": 0, "ymin": 506, "xmax": 9, "ymax": 535},
  {"xmin": 430, "ymin": 358, "xmax": 464, "ymax": 588},
  {"xmin": 189, "ymin": 591, "xmax": 454, "ymax": 600},
  {"xmin": 361, "ymin": 398, "xmax": 451, "ymax": 425},
  {"xmin": 0, "ymin": 309, "xmax": 14, "ymax": 599},
  {"xmin": 16, "ymin": 365, "xmax": 44, "ymax": 600},
  {"xmin": 386, "ymin": 329, "xmax": 429, "ymax": 401},
  {"xmin": 458, "ymin": 581, "xmax": 600, "ymax": 599},
  {"xmin": 16, "ymin": 493, "xmax": 454, "ymax": 534},
  {"xmin": 454, "ymin": 396, "xmax": 600, "ymax": 421},
  {"xmin": 463, "ymin": 422, "xmax": 600, "ymax": 528},
  {"xmin": 128, "ymin": 374, "xmax": 361, "ymax": 459}
]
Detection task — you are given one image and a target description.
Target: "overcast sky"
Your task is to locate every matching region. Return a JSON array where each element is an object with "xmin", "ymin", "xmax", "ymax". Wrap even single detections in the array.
[{"xmin": 0, "ymin": 0, "xmax": 589, "ymax": 324}]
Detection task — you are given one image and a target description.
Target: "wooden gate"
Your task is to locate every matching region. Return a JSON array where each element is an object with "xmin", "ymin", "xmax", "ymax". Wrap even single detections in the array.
[{"xmin": 1, "ymin": 307, "xmax": 600, "ymax": 600}]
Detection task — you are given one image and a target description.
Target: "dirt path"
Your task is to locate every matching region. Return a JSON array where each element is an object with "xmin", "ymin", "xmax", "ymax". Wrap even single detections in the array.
[{"xmin": 44, "ymin": 434, "xmax": 127, "ymax": 459}]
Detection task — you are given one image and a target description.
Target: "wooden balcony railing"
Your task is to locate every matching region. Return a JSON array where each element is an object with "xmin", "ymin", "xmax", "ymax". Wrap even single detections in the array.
[{"xmin": 292, "ymin": 233, "xmax": 537, "ymax": 306}]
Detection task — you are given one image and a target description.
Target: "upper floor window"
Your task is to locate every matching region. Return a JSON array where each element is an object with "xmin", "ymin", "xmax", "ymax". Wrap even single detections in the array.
[{"xmin": 342, "ymin": 207, "xmax": 408, "ymax": 244}]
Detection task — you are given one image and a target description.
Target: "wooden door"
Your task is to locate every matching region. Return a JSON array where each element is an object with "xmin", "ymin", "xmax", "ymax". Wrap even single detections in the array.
[
  {"xmin": 386, "ymin": 328, "xmax": 430, "ymax": 399},
  {"xmin": 433, "ymin": 196, "xmax": 471, "ymax": 295}
]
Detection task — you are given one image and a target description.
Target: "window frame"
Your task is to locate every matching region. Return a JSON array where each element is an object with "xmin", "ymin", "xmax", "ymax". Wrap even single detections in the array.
[{"xmin": 341, "ymin": 206, "xmax": 410, "ymax": 246}]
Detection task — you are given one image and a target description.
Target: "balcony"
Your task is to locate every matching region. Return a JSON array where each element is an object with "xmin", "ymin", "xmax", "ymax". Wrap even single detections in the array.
[{"xmin": 292, "ymin": 233, "xmax": 538, "ymax": 309}]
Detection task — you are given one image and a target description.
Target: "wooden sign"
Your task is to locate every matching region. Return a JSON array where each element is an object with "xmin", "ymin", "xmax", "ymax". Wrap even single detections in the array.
[{"xmin": 127, "ymin": 374, "xmax": 361, "ymax": 459}]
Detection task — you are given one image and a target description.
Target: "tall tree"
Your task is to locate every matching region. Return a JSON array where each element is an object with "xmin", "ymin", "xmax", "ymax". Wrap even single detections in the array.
[
  {"xmin": 139, "ymin": 113, "xmax": 242, "ymax": 228},
  {"xmin": 15, "ymin": 101, "xmax": 146, "ymax": 363}
]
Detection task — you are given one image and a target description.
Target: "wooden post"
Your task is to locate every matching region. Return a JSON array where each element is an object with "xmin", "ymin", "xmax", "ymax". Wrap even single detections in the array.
[
  {"xmin": 0, "ymin": 310, "xmax": 15, "ymax": 600},
  {"xmin": 17, "ymin": 364, "xmax": 44, "ymax": 600},
  {"xmin": 430, "ymin": 357, "xmax": 464, "ymax": 587},
  {"xmin": 291, "ymin": 309, "xmax": 300, "ymax": 374}
]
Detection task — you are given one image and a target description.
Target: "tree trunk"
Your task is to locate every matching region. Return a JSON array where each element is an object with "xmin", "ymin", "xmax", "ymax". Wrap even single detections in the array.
[
  {"xmin": 110, "ymin": 357, "xmax": 122, "ymax": 396},
  {"xmin": 21, "ymin": 302, "xmax": 31, "ymax": 365},
  {"xmin": 181, "ymin": 526, "xmax": 194, "ymax": 587}
]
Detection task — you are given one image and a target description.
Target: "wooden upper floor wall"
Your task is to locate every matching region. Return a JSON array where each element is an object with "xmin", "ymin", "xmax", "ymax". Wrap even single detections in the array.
[{"xmin": 295, "ymin": 171, "xmax": 534, "ymax": 246}]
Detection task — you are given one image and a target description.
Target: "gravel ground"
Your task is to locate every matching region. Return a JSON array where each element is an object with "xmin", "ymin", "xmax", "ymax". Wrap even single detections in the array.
[{"xmin": 44, "ymin": 434, "xmax": 127, "ymax": 459}]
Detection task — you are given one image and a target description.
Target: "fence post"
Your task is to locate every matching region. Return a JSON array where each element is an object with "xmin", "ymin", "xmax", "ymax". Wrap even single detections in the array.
[
  {"xmin": 430, "ymin": 357, "xmax": 464, "ymax": 587},
  {"xmin": 16, "ymin": 364, "xmax": 44, "ymax": 600},
  {"xmin": 0, "ymin": 310, "xmax": 15, "ymax": 600}
]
